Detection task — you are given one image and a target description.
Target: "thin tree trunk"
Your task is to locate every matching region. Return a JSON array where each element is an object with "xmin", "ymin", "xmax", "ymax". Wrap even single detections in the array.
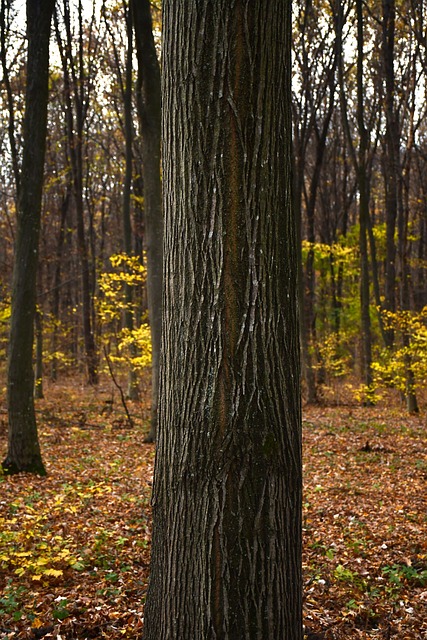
[
  {"xmin": 132, "ymin": 0, "xmax": 162, "ymax": 441},
  {"xmin": 294, "ymin": 156, "xmax": 317, "ymax": 403},
  {"xmin": 339, "ymin": 0, "xmax": 374, "ymax": 399},
  {"xmin": 0, "ymin": 0, "xmax": 20, "ymax": 198},
  {"xmin": 366, "ymin": 206, "xmax": 388, "ymax": 345},
  {"xmin": 3, "ymin": 0, "xmax": 55, "ymax": 475},
  {"xmin": 398, "ymin": 69, "xmax": 418, "ymax": 413},
  {"xmin": 123, "ymin": 2, "xmax": 139, "ymax": 399},
  {"xmin": 382, "ymin": 0, "xmax": 398, "ymax": 346},
  {"xmin": 143, "ymin": 2, "xmax": 302, "ymax": 638},
  {"xmin": 356, "ymin": 0, "xmax": 373, "ymax": 398},
  {"xmin": 50, "ymin": 189, "xmax": 70, "ymax": 381},
  {"xmin": 56, "ymin": 0, "xmax": 98, "ymax": 385},
  {"xmin": 34, "ymin": 308, "xmax": 43, "ymax": 399}
]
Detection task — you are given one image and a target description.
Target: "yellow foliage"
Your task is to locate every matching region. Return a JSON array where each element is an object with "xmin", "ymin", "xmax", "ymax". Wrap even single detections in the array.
[
  {"xmin": 371, "ymin": 306, "xmax": 427, "ymax": 394},
  {"xmin": 314, "ymin": 333, "xmax": 352, "ymax": 378},
  {"xmin": 97, "ymin": 252, "xmax": 152, "ymax": 374}
]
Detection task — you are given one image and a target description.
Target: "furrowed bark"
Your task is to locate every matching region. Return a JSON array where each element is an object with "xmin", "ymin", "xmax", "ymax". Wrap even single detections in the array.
[{"xmin": 143, "ymin": 1, "xmax": 302, "ymax": 638}]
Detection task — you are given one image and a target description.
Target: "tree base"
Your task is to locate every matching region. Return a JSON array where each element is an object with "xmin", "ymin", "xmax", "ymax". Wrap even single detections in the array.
[{"xmin": 2, "ymin": 456, "xmax": 47, "ymax": 477}]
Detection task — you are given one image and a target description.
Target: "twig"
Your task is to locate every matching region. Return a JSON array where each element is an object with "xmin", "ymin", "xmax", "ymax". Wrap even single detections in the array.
[{"xmin": 103, "ymin": 346, "xmax": 134, "ymax": 428}]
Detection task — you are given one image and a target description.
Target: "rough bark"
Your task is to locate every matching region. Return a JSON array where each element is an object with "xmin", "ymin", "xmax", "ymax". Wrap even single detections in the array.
[
  {"xmin": 132, "ymin": 0, "xmax": 162, "ymax": 441},
  {"xmin": 143, "ymin": 1, "xmax": 302, "ymax": 638},
  {"xmin": 3, "ymin": 0, "xmax": 55, "ymax": 476}
]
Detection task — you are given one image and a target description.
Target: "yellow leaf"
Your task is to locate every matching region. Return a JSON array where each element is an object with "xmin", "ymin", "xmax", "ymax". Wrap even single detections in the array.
[
  {"xmin": 31, "ymin": 575, "xmax": 42, "ymax": 581},
  {"xmin": 32, "ymin": 617, "xmax": 43, "ymax": 628},
  {"xmin": 36, "ymin": 557, "xmax": 49, "ymax": 566},
  {"xmin": 43, "ymin": 568, "xmax": 63, "ymax": 577}
]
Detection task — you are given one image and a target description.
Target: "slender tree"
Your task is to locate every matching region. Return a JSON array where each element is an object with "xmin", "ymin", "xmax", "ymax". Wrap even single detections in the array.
[
  {"xmin": 3, "ymin": 0, "xmax": 55, "ymax": 475},
  {"xmin": 132, "ymin": 0, "xmax": 162, "ymax": 441},
  {"xmin": 337, "ymin": 0, "xmax": 375, "ymax": 397},
  {"xmin": 143, "ymin": 1, "xmax": 302, "ymax": 638},
  {"xmin": 356, "ymin": 0, "xmax": 374, "ymax": 395},
  {"xmin": 382, "ymin": 0, "xmax": 398, "ymax": 346},
  {"xmin": 55, "ymin": 0, "xmax": 99, "ymax": 385},
  {"xmin": 0, "ymin": 0, "xmax": 21, "ymax": 198}
]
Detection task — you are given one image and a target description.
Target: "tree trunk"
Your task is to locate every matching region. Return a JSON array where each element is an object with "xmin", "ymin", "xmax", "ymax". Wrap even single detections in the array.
[
  {"xmin": 294, "ymin": 156, "xmax": 317, "ymax": 404},
  {"xmin": 56, "ymin": 0, "xmax": 98, "ymax": 385},
  {"xmin": 132, "ymin": 0, "xmax": 162, "ymax": 441},
  {"xmin": 0, "ymin": 0, "xmax": 20, "ymax": 198},
  {"xmin": 50, "ymin": 189, "xmax": 71, "ymax": 381},
  {"xmin": 3, "ymin": 0, "xmax": 55, "ymax": 475},
  {"xmin": 143, "ymin": 2, "xmax": 302, "ymax": 638},
  {"xmin": 123, "ymin": 2, "xmax": 139, "ymax": 400},
  {"xmin": 398, "ymin": 72, "xmax": 418, "ymax": 413},
  {"xmin": 382, "ymin": 0, "xmax": 398, "ymax": 346},
  {"xmin": 367, "ymin": 206, "xmax": 388, "ymax": 346},
  {"xmin": 34, "ymin": 307, "xmax": 44, "ymax": 400},
  {"xmin": 356, "ymin": 0, "xmax": 373, "ymax": 398}
]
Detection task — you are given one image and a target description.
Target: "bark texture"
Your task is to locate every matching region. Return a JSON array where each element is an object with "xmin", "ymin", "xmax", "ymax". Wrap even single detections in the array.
[
  {"xmin": 143, "ymin": 1, "xmax": 302, "ymax": 638},
  {"xmin": 3, "ymin": 0, "xmax": 55, "ymax": 475}
]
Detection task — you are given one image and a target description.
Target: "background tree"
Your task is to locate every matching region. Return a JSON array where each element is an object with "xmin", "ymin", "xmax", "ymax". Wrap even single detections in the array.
[
  {"xmin": 143, "ymin": 1, "xmax": 302, "ymax": 638},
  {"xmin": 132, "ymin": 0, "xmax": 162, "ymax": 441},
  {"xmin": 55, "ymin": 0, "xmax": 99, "ymax": 385},
  {"xmin": 2, "ymin": 0, "xmax": 55, "ymax": 475}
]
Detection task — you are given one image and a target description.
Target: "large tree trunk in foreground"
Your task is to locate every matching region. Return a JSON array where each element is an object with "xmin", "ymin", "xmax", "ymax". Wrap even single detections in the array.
[
  {"xmin": 3, "ymin": 0, "xmax": 55, "ymax": 475},
  {"xmin": 143, "ymin": 1, "xmax": 302, "ymax": 638}
]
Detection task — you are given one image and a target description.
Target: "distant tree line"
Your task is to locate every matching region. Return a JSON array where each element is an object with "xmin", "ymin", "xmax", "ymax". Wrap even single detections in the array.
[{"xmin": 294, "ymin": 0, "xmax": 427, "ymax": 409}]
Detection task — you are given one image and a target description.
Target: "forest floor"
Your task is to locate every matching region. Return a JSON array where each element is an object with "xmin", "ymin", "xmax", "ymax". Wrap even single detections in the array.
[{"xmin": 0, "ymin": 377, "xmax": 426, "ymax": 639}]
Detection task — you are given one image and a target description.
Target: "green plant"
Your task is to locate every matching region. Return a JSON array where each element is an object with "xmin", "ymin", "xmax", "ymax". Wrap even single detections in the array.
[
  {"xmin": 0, "ymin": 580, "xmax": 25, "ymax": 620},
  {"xmin": 382, "ymin": 563, "xmax": 427, "ymax": 588},
  {"xmin": 334, "ymin": 564, "xmax": 356, "ymax": 583},
  {"xmin": 346, "ymin": 537, "xmax": 367, "ymax": 556},
  {"xmin": 105, "ymin": 571, "xmax": 119, "ymax": 582},
  {"xmin": 333, "ymin": 563, "xmax": 367, "ymax": 590},
  {"xmin": 52, "ymin": 597, "xmax": 70, "ymax": 620}
]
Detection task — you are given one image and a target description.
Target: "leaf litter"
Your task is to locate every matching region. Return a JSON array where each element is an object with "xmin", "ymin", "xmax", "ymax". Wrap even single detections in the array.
[{"xmin": 0, "ymin": 381, "xmax": 426, "ymax": 638}]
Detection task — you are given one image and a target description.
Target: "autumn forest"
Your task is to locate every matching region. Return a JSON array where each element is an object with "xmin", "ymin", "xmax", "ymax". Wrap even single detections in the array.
[{"xmin": 0, "ymin": 1, "xmax": 427, "ymax": 639}]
